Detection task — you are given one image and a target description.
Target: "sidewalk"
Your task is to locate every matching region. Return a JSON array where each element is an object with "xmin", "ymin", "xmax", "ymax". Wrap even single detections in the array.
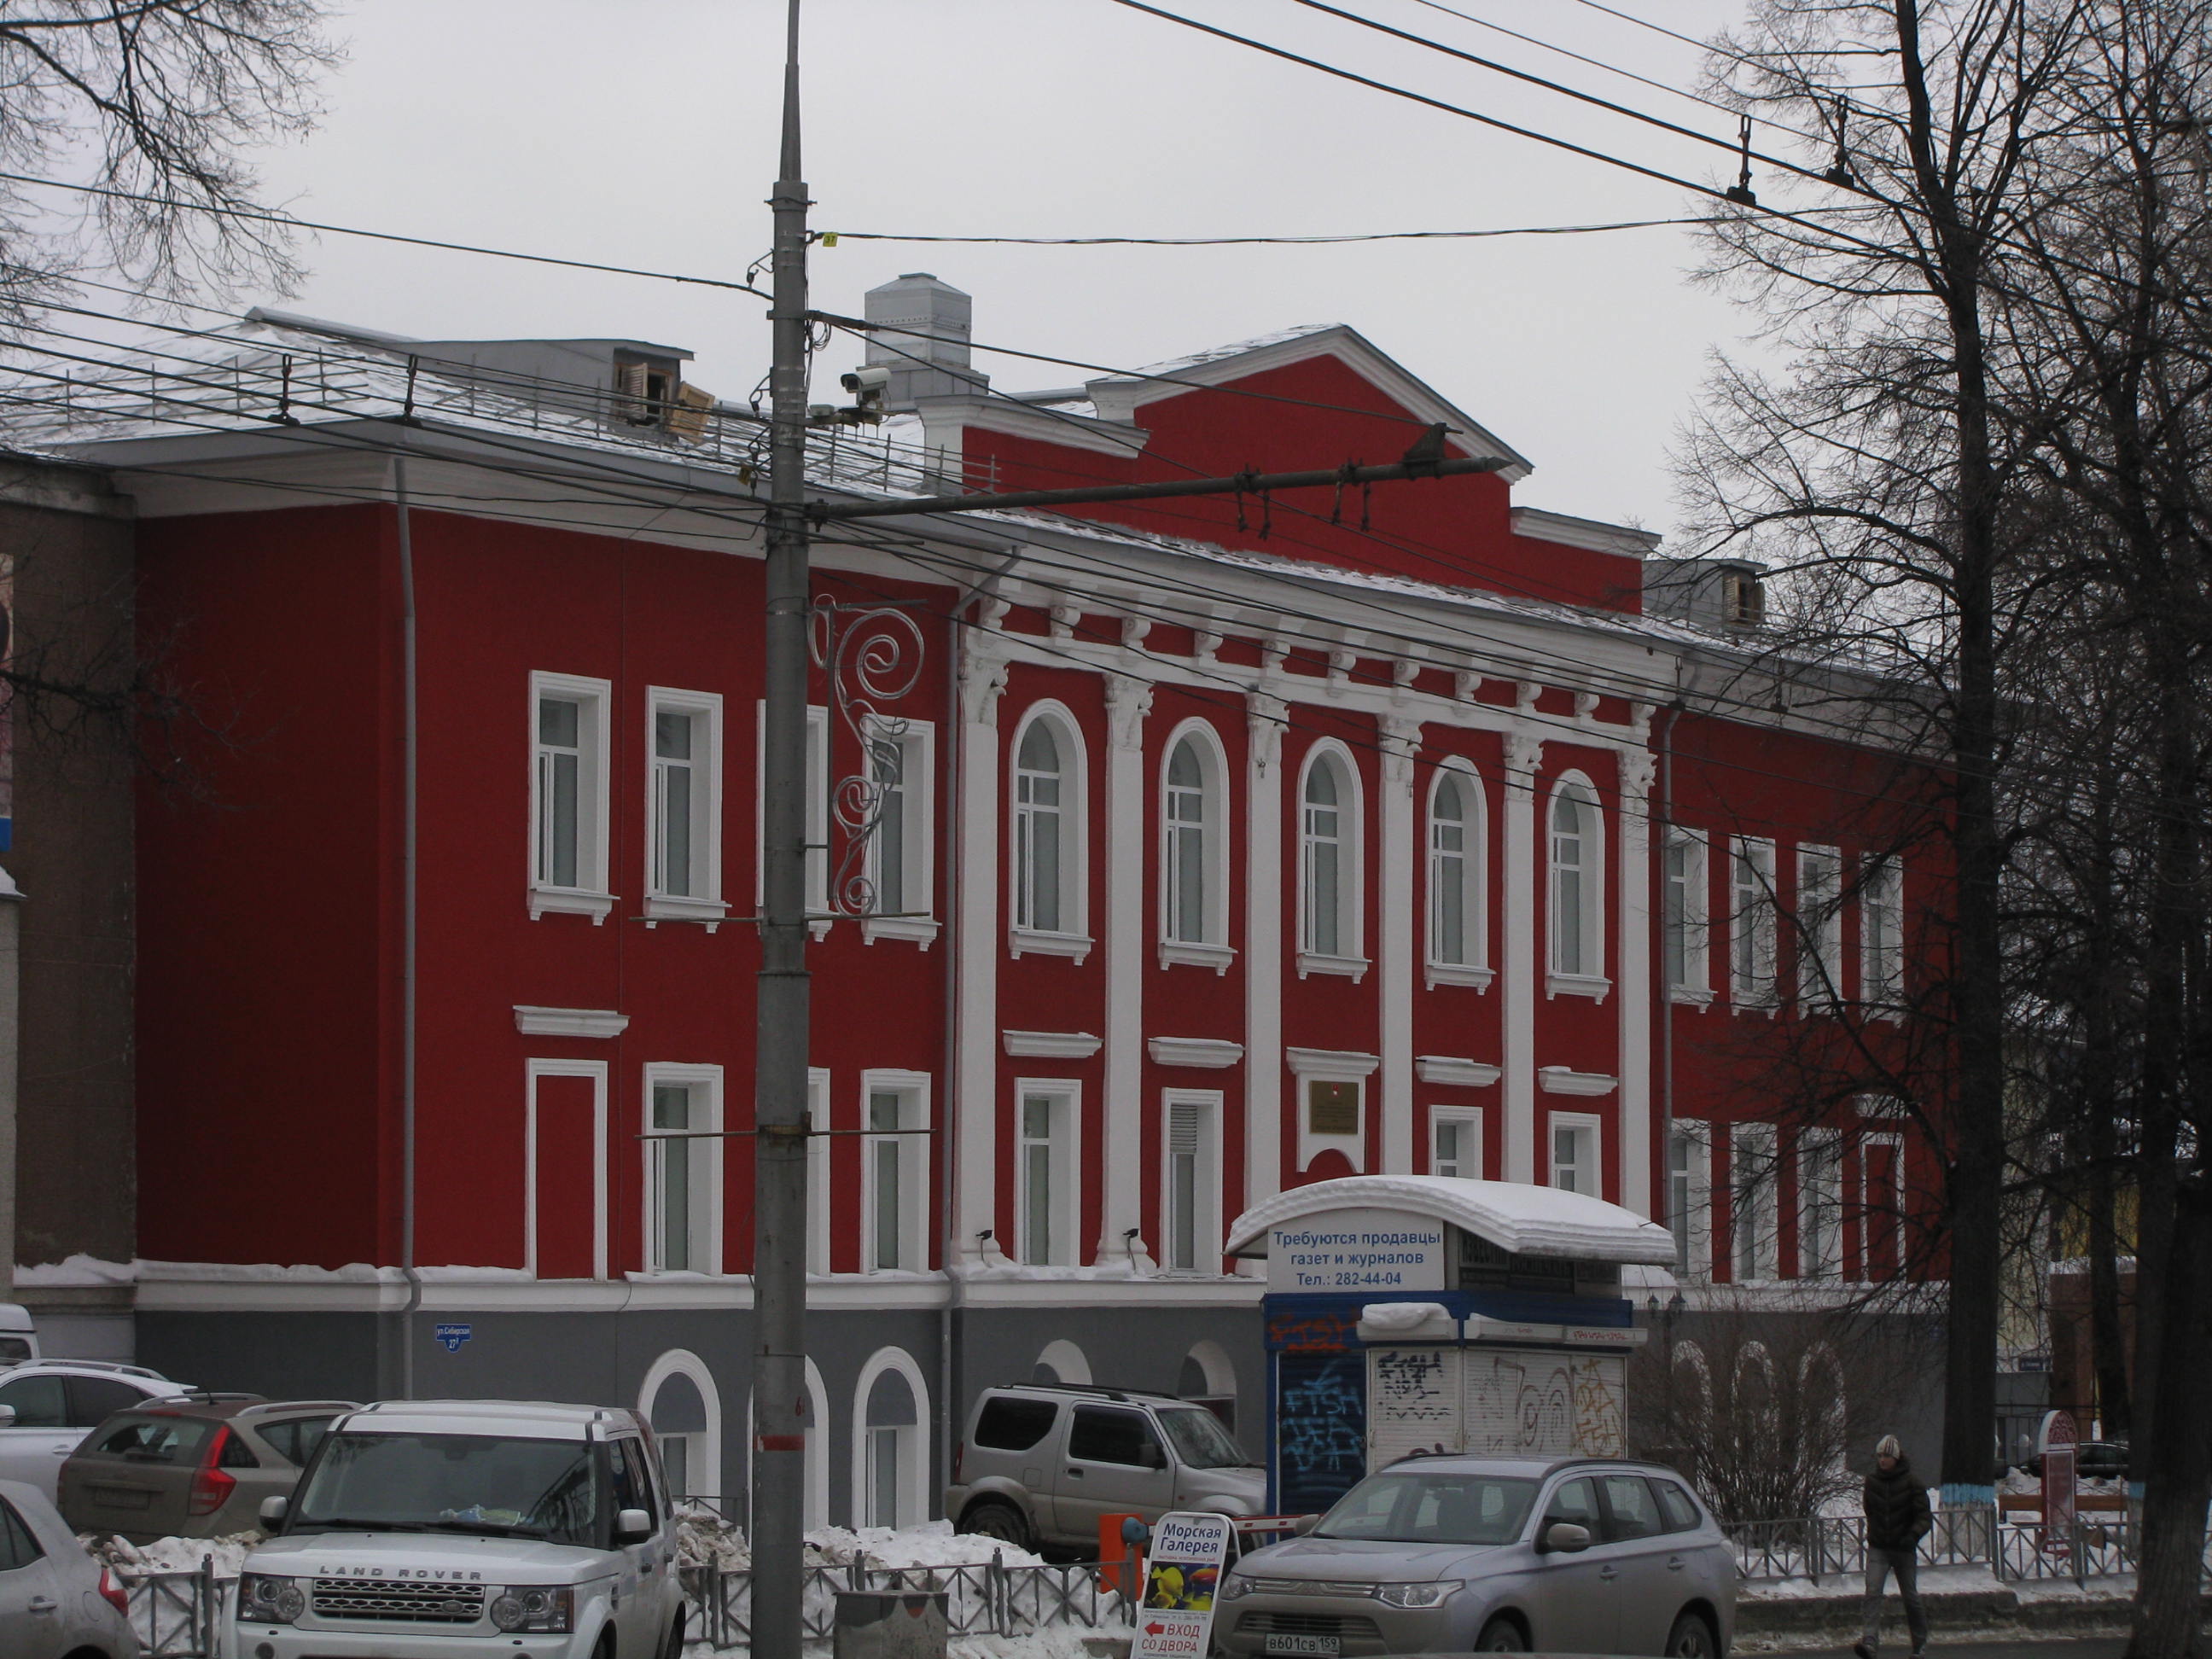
[{"xmin": 1736, "ymin": 1566, "xmax": 2192, "ymax": 1650}]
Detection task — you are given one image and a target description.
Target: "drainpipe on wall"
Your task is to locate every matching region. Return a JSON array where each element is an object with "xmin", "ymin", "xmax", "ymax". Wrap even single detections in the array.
[
  {"xmin": 0, "ymin": 865, "xmax": 21, "ymax": 1307},
  {"xmin": 395, "ymin": 455, "xmax": 423, "ymax": 1398},
  {"xmin": 1656, "ymin": 696, "xmax": 1683, "ymax": 1277}
]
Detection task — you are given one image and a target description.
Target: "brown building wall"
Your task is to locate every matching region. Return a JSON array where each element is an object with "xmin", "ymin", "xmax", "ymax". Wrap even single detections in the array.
[{"xmin": 1, "ymin": 462, "xmax": 137, "ymax": 1275}]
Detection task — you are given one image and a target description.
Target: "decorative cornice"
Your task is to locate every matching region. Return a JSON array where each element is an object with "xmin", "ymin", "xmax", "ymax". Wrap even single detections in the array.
[
  {"xmin": 1003, "ymin": 1029, "xmax": 1104, "ymax": 1059},
  {"xmin": 1416, "ymin": 1055, "xmax": 1502, "ymax": 1089},
  {"xmin": 1147, "ymin": 1036, "xmax": 1246, "ymax": 1069},
  {"xmin": 1105, "ymin": 675, "xmax": 1155, "ymax": 751},
  {"xmin": 1285, "ymin": 1045, "xmax": 1382, "ymax": 1079},
  {"xmin": 513, "ymin": 1005, "xmax": 630, "ymax": 1039},
  {"xmin": 1538, "ymin": 1066, "xmax": 1619, "ymax": 1097}
]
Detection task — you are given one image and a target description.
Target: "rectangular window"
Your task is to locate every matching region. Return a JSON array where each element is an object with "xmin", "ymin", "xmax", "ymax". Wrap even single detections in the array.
[
  {"xmin": 864, "ymin": 718, "xmax": 935, "ymax": 935},
  {"xmin": 861, "ymin": 1072, "xmax": 928, "ymax": 1272},
  {"xmin": 1161, "ymin": 1092, "xmax": 1221, "ymax": 1275},
  {"xmin": 1432, "ymin": 1108, "xmax": 1482, "ymax": 1179},
  {"xmin": 1860, "ymin": 1132, "xmax": 1904, "ymax": 1280},
  {"xmin": 1861, "ymin": 855, "xmax": 1905, "ymax": 1011},
  {"xmin": 646, "ymin": 690, "xmax": 724, "ymax": 923},
  {"xmin": 1796, "ymin": 845, "xmax": 1843, "ymax": 1007},
  {"xmin": 643, "ymin": 1067, "xmax": 720, "ymax": 1274},
  {"xmin": 1663, "ymin": 827, "xmax": 1709, "ymax": 998},
  {"xmin": 1015, "ymin": 1083, "xmax": 1079, "ymax": 1267},
  {"xmin": 1799, "ymin": 1129, "xmax": 1842, "ymax": 1279},
  {"xmin": 1731, "ymin": 1123, "xmax": 1779, "ymax": 1282},
  {"xmin": 1549, "ymin": 1116, "xmax": 1599, "ymax": 1196},
  {"xmin": 1668, "ymin": 1125, "xmax": 1711, "ymax": 1280},
  {"xmin": 1729, "ymin": 836, "xmax": 1778, "ymax": 1009},
  {"xmin": 530, "ymin": 672, "xmax": 613, "ymax": 919},
  {"xmin": 755, "ymin": 702, "xmax": 830, "ymax": 919}
]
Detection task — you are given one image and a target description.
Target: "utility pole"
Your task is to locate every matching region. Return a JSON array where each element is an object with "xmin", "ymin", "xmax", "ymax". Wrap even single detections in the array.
[{"xmin": 751, "ymin": 0, "xmax": 812, "ymax": 1654}]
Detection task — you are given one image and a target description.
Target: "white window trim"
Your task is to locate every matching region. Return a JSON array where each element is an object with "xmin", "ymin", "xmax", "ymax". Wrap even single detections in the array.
[
  {"xmin": 638, "ymin": 1348, "xmax": 725, "ymax": 1505},
  {"xmin": 643, "ymin": 688, "xmax": 727, "ymax": 930},
  {"xmin": 1796, "ymin": 844, "xmax": 1844, "ymax": 1010},
  {"xmin": 1295, "ymin": 740, "xmax": 1367, "ymax": 978},
  {"xmin": 1289, "ymin": 1047, "xmax": 1376, "ymax": 1173},
  {"xmin": 1429, "ymin": 1105, "xmax": 1484, "ymax": 1179},
  {"xmin": 860, "ymin": 715, "xmax": 940, "ymax": 949},
  {"xmin": 641, "ymin": 1062, "xmax": 724, "ymax": 1276},
  {"xmin": 1858, "ymin": 1129, "xmax": 1906, "ymax": 1284},
  {"xmin": 1158, "ymin": 719, "xmax": 1237, "ymax": 969},
  {"xmin": 1860, "ymin": 854, "xmax": 1906, "ymax": 1022},
  {"xmin": 1797, "ymin": 1126, "xmax": 1844, "ymax": 1280},
  {"xmin": 1668, "ymin": 1121, "xmax": 1713, "ymax": 1282},
  {"xmin": 529, "ymin": 671, "xmax": 614, "ymax": 923},
  {"xmin": 806, "ymin": 1068, "xmax": 831, "ymax": 1276},
  {"xmin": 860, "ymin": 1068, "xmax": 932, "ymax": 1274},
  {"xmin": 524, "ymin": 1058, "xmax": 608, "ymax": 1279},
  {"xmin": 754, "ymin": 701, "xmax": 833, "ymax": 939},
  {"xmin": 849, "ymin": 1346, "xmax": 932, "ymax": 1531},
  {"xmin": 1730, "ymin": 1122, "xmax": 1780, "ymax": 1283},
  {"xmin": 1547, "ymin": 1110, "xmax": 1603, "ymax": 1198},
  {"xmin": 1663, "ymin": 825, "xmax": 1714, "ymax": 1006},
  {"xmin": 1008, "ymin": 701, "xmax": 1092, "ymax": 960},
  {"xmin": 1425, "ymin": 760, "xmax": 1493, "ymax": 990},
  {"xmin": 1729, "ymin": 835, "xmax": 1780, "ymax": 1012},
  {"xmin": 1545, "ymin": 771, "xmax": 1610, "ymax": 999},
  {"xmin": 1013, "ymin": 1078, "xmax": 1082, "ymax": 1268},
  {"xmin": 1160, "ymin": 1088, "xmax": 1225, "ymax": 1277}
]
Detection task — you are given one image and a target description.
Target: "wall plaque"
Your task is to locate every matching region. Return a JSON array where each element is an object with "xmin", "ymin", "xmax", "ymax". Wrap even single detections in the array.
[{"xmin": 1307, "ymin": 1080, "xmax": 1359, "ymax": 1136}]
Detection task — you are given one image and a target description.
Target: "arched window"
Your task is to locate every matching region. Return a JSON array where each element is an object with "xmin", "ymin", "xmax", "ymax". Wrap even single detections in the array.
[
  {"xmin": 1012, "ymin": 707, "xmax": 1085, "ymax": 937},
  {"xmin": 1547, "ymin": 775, "xmax": 1603, "ymax": 981},
  {"xmin": 1161, "ymin": 724, "xmax": 1227, "ymax": 949},
  {"xmin": 1299, "ymin": 746, "xmax": 1361, "ymax": 961},
  {"xmin": 853, "ymin": 1350, "xmax": 929, "ymax": 1531},
  {"xmin": 1428, "ymin": 765, "xmax": 1486, "ymax": 969},
  {"xmin": 639, "ymin": 1348, "xmax": 722, "ymax": 1505}
]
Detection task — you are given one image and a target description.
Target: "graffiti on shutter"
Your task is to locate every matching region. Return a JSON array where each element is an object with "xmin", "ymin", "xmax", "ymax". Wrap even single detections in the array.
[
  {"xmin": 1368, "ymin": 1348, "xmax": 1463, "ymax": 1466},
  {"xmin": 1459, "ymin": 1350, "xmax": 1626, "ymax": 1458}
]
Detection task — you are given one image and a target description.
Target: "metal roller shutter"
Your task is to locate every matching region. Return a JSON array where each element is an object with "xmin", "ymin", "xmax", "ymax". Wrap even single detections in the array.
[{"xmin": 1366, "ymin": 1348, "xmax": 1464, "ymax": 1466}]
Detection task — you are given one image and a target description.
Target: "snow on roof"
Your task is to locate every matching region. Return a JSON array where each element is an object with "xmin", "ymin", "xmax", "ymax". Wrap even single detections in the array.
[
  {"xmin": 1226, "ymin": 1174, "xmax": 1677, "ymax": 1264},
  {"xmin": 1097, "ymin": 323, "xmax": 1343, "ymax": 385}
]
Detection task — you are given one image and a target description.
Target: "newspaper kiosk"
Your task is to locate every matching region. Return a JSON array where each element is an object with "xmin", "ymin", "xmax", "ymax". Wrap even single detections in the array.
[{"xmin": 1226, "ymin": 1174, "xmax": 1676, "ymax": 1515}]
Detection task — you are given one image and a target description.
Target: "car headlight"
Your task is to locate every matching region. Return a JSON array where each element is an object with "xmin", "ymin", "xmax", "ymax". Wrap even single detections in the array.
[
  {"xmin": 240, "ymin": 1573, "xmax": 307, "ymax": 1624},
  {"xmin": 1374, "ymin": 1580, "xmax": 1458, "ymax": 1609},
  {"xmin": 491, "ymin": 1585, "xmax": 574, "ymax": 1633},
  {"xmin": 1220, "ymin": 1573, "xmax": 1254, "ymax": 1601}
]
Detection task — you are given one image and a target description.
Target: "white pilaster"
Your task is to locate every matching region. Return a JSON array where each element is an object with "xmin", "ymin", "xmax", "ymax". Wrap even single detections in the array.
[
  {"xmin": 952, "ymin": 638, "xmax": 1009, "ymax": 1266},
  {"xmin": 1501, "ymin": 731, "xmax": 1543, "ymax": 1185},
  {"xmin": 1617, "ymin": 743, "xmax": 1657, "ymax": 1215},
  {"xmin": 1099, "ymin": 673, "xmax": 1153, "ymax": 1264},
  {"xmin": 1378, "ymin": 715, "xmax": 1421, "ymax": 1173},
  {"xmin": 1244, "ymin": 694, "xmax": 1288, "ymax": 1217}
]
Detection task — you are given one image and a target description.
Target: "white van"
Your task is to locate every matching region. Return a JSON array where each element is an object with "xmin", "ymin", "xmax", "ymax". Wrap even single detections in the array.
[
  {"xmin": 235, "ymin": 1399, "xmax": 684, "ymax": 1659},
  {"xmin": 0, "ymin": 1305, "xmax": 38, "ymax": 1367}
]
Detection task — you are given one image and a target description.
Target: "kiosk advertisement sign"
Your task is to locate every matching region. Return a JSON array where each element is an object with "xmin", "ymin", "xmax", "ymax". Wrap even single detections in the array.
[
  {"xmin": 1134, "ymin": 1511, "xmax": 1233, "ymax": 1659},
  {"xmin": 1266, "ymin": 1208, "xmax": 1446, "ymax": 1293}
]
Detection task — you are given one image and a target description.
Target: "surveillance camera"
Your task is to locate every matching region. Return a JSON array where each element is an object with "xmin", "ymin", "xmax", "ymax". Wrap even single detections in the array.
[{"xmin": 841, "ymin": 364, "xmax": 893, "ymax": 399}]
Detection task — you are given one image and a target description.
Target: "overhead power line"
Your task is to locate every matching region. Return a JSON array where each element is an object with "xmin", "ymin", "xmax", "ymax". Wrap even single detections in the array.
[
  {"xmin": 0, "ymin": 170, "xmax": 774, "ymax": 300},
  {"xmin": 826, "ymin": 214, "xmax": 1748, "ymax": 246}
]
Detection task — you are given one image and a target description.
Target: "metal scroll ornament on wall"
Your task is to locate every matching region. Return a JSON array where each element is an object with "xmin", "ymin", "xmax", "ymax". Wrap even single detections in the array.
[{"xmin": 808, "ymin": 595, "xmax": 925, "ymax": 917}]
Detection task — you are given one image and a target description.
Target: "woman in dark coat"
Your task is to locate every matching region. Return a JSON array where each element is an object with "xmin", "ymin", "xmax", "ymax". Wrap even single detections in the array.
[{"xmin": 1855, "ymin": 1434, "xmax": 1933, "ymax": 1658}]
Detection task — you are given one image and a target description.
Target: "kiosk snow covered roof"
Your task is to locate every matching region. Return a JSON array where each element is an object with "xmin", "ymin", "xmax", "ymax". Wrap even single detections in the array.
[{"xmin": 1227, "ymin": 1176, "xmax": 1674, "ymax": 1514}]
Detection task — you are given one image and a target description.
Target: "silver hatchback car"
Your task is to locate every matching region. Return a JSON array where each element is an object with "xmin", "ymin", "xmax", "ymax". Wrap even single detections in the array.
[{"xmin": 1218, "ymin": 1457, "xmax": 1734, "ymax": 1657}]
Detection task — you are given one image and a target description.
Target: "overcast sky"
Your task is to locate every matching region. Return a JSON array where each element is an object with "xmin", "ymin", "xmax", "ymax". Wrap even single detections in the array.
[{"xmin": 242, "ymin": 0, "xmax": 1807, "ymax": 539}]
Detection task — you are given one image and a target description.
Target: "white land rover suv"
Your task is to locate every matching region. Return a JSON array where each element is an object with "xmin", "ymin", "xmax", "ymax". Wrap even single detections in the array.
[{"xmin": 233, "ymin": 1399, "xmax": 683, "ymax": 1659}]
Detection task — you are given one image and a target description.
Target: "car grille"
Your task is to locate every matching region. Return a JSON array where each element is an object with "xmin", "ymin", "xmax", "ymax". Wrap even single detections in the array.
[
  {"xmin": 310, "ymin": 1578, "xmax": 486, "ymax": 1623},
  {"xmin": 1236, "ymin": 1612, "xmax": 1385, "ymax": 1639}
]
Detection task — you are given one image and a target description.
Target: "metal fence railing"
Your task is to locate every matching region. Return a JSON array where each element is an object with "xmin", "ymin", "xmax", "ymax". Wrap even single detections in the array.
[
  {"xmin": 119, "ymin": 1550, "xmax": 1134, "ymax": 1658},
  {"xmin": 1723, "ymin": 1508, "xmax": 1995, "ymax": 1585}
]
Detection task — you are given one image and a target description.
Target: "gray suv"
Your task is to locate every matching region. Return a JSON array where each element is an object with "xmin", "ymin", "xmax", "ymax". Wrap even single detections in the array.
[
  {"xmin": 1218, "ymin": 1456, "xmax": 1733, "ymax": 1657},
  {"xmin": 947, "ymin": 1384, "xmax": 1266, "ymax": 1554}
]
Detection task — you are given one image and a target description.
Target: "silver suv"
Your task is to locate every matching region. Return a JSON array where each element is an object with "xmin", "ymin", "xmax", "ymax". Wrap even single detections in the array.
[
  {"xmin": 947, "ymin": 1384, "xmax": 1266, "ymax": 1554},
  {"xmin": 1218, "ymin": 1456, "xmax": 1733, "ymax": 1657}
]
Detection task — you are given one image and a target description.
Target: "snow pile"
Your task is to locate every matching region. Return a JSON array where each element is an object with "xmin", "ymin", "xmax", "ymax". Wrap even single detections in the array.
[
  {"xmin": 84, "ymin": 1529, "xmax": 262, "ymax": 1577},
  {"xmin": 672, "ymin": 1510, "xmax": 1052, "ymax": 1575},
  {"xmin": 1227, "ymin": 1174, "xmax": 1677, "ymax": 1263}
]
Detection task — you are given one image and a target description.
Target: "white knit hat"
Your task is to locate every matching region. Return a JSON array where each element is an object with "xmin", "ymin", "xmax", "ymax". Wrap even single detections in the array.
[{"xmin": 1876, "ymin": 1435, "xmax": 1904, "ymax": 1459}]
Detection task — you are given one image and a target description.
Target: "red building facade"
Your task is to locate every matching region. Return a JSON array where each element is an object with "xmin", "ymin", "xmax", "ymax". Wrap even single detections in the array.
[{"xmin": 31, "ymin": 277, "xmax": 1942, "ymax": 1529}]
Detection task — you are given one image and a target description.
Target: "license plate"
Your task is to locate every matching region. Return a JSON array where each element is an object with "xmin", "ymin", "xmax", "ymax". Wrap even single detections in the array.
[
  {"xmin": 1265, "ymin": 1637, "xmax": 1338, "ymax": 1656},
  {"xmin": 89, "ymin": 1487, "xmax": 152, "ymax": 1510}
]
